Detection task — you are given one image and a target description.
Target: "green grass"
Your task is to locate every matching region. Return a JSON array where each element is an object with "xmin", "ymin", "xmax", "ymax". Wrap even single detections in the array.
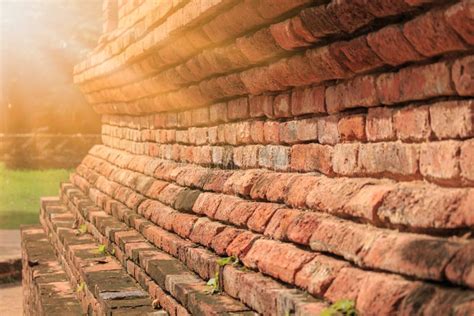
[{"xmin": 0, "ymin": 163, "xmax": 72, "ymax": 229}]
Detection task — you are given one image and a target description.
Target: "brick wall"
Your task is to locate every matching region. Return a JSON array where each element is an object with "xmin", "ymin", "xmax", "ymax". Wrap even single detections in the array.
[{"xmin": 26, "ymin": 1, "xmax": 474, "ymax": 315}]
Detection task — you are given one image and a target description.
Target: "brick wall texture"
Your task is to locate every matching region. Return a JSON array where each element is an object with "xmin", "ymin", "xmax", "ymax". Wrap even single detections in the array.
[{"xmin": 23, "ymin": 0, "xmax": 474, "ymax": 315}]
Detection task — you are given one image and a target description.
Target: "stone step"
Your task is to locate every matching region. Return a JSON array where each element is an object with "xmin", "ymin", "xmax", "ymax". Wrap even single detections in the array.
[
  {"xmin": 39, "ymin": 198, "xmax": 166, "ymax": 316},
  {"xmin": 43, "ymin": 194, "xmax": 256, "ymax": 316},
  {"xmin": 21, "ymin": 225, "xmax": 83, "ymax": 315}
]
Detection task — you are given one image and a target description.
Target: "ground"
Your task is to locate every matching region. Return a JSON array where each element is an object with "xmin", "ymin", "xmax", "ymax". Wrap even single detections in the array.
[
  {"xmin": 0, "ymin": 162, "xmax": 71, "ymax": 229},
  {"xmin": 0, "ymin": 282, "xmax": 23, "ymax": 315}
]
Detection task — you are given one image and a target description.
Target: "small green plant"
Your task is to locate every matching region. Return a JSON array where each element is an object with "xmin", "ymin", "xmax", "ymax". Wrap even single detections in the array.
[
  {"xmin": 216, "ymin": 255, "xmax": 239, "ymax": 267},
  {"xmin": 320, "ymin": 299, "xmax": 357, "ymax": 316},
  {"xmin": 96, "ymin": 244, "xmax": 107, "ymax": 255},
  {"xmin": 206, "ymin": 256, "xmax": 243, "ymax": 295},
  {"xmin": 76, "ymin": 281, "xmax": 85, "ymax": 293},
  {"xmin": 78, "ymin": 224, "xmax": 87, "ymax": 235},
  {"xmin": 205, "ymin": 271, "xmax": 220, "ymax": 295}
]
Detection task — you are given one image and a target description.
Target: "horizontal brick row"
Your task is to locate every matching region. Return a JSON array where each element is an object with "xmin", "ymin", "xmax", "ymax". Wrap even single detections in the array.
[
  {"xmin": 61, "ymin": 182, "xmax": 329, "ymax": 316},
  {"xmin": 91, "ymin": 52, "xmax": 473, "ymax": 117},
  {"xmin": 86, "ymin": 144, "xmax": 474, "ymax": 233},
  {"xmin": 21, "ymin": 226, "xmax": 83, "ymax": 315},
  {"xmin": 100, "ymin": 131, "xmax": 474, "ymax": 187},
  {"xmin": 101, "ymin": 99, "xmax": 474, "ymax": 146},
  {"xmin": 75, "ymin": 147, "xmax": 474, "ymax": 288},
  {"xmin": 39, "ymin": 198, "xmax": 162, "ymax": 315},
  {"xmin": 67, "ymin": 158, "xmax": 474, "ymax": 315}
]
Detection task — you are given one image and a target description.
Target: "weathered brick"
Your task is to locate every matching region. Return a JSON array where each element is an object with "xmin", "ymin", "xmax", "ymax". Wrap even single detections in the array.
[
  {"xmin": 242, "ymin": 239, "xmax": 315, "ymax": 284},
  {"xmin": 329, "ymin": 36, "xmax": 384, "ymax": 74},
  {"xmin": 461, "ymin": 139, "xmax": 474, "ymax": 183},
  {"xmin": 444, "ymin": 0, "xmax": 474, "ymax": 45},
  {"xmin": 366, "ymin": 107, "xmax": 395, "ymax": 141},
  {"xmin": 273, "ymin": 93, "xmax": 291, "ymax": 118},
  {"xmin": 290, "ymin": 144, "xmax": 333, "ymax": 174},
  {"xmin": 452, "ymin": 55, "xmax": 474, "ymax": 96},
  {"xmin": 291, "ymin": 86, "xmax": 325, "ymax": 116},
  {"xmin": 403, "ymin": 9, "xmax": 467, "ymax": 57},
  {"xmin": 317, "ymin": 116, "xmax": 340, "ymax": 145},
  {"xmin": 358, "ymin": 142, "xmax": 419, "ymax": 178},
  {"xmin": 430, "ymin": 100, "xmax": 474, "ymax": 139},
  {"xmin": 338, "ymin": 115, "xmax": 366, "ymax": 141},
  {"xmin": 326, "ymin": 75, "xmax": 379, "ymax": 113},
  {"xmin": 393, "ymin": 105, "xmax": 431, "ymax": 141},
  {"xmin": 420, "ymin": 141, "xmax": 461, "ymax": 184},
  {"xmin": 367, "ymin": 24, "xmax": 423, "ymax": 66},
  {"xmin": 227, "ymin": 97, "xmax": 249, "ymax": 121}
]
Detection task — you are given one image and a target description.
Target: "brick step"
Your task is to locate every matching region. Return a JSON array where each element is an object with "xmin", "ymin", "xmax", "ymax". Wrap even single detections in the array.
[
  {"xmin": 39, "ymin": 198, "xmax": 166, "ymax": 316},
  {"xmin": 21, "ymin": 225, "xmax": 83, "ymax": 315},
  {"xmin": 60, "ymin": 182, "xmax": 329, "ymax": 316},
  {"xmin": 48, "ymin": 192, "xmax": 257, "ymax": 316}
]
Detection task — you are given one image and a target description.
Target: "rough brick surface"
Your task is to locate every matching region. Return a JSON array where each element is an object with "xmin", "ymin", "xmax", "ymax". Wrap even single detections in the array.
[{"xmin": 25, "ymin": 2, "xmax": 474, "ymax": 315}]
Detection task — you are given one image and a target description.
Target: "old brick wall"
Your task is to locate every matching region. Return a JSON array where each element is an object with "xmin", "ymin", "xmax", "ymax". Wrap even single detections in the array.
[{"xmin": 24, "ymin": 0, "xmax": 474, "ymax": 315}]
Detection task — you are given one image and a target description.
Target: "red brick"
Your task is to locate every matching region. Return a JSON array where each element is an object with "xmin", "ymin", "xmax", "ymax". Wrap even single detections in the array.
[
  {"xmin": 291, "ymin": 86, "xmax": 325, "ymax": 116},
  {"xmin": 393, "ymin": 105, "xmax": 431, "ymax": 141},
  {"xmin": 403, "ymin": 9, "xmax": 467, "ymax": 57},
  {"xmin": 228, "ymin": 202, "xmax": 259, "ymax": 227},
  {"xmin": 189, "ymin": 218, "xmax": 226, "ymax": 247},
  {"xmin": 338, "ymin": 115, "xmax": 366, "ymax": 141},
  {"xmin": 377, "ymin": 62, "xmax": 454, "ymax": 105},
  {"xmin": 280, "ymin": 119, "xmax": 318, "ymax": 144},
  {"xmin": 306, "ymin": 45, "xmax": 352, "ymax": 82},
  {"xmin": 264, "ymin": 208, "xmax": 301, "ymax": 241},
  {"xmin": 329, "ymin": 36, "xmax": 384, "ymax": 74},
  {"xmin": 191, "ymin": 107, "xmax": 209, "ymax": 126},
  {"xmin": 452, "ymin": 55, "xmax": 474, "ymax": 96},
  {"xmin": 237, "ymin": 27, "xmax": 281, "ymax": 63},
  {"xmin": 213, "ymin": 195, "xmax": 244, "ymax": 222},
  {"xmin": 226, "ymin": 231, "xmax": 260, "ymax": 258},
  {"xmin": 235, "ymin": 122, "xmax": 251, "ymax": 144},
  {"xmin": 286, "ymin": 212, "xmax": 322, "ymax": 245},
  {"xmin": 249, "ymin": 94, "xmax": 274, "ymax": 118},
  {"xmin": 366, "ymin": 107, "xmax": 395, "ymax": 141},
  {"xmin": 270, "ymin": 19, "xmax": 308, "ymax": 51},
  {"xmin": 250, "ymin": 121, "xmax": 265, "ymax": 143},
  {"xmin": 286, "ymin": 54, "xmax": 320, "ymax": 86},
  {"xmin": 358, "ymin": 142, "xmax": 419, "ymax": 178},
  {"xmin": 367, "ymin": 24, "xmax": 423, "ymax": 66},
  {"xmin": 242, "ymin": 239, "xmax": 315, "ymax": 283},
  {"xmin": 420, "ymin": 141, "xmax": 461, "ymax": 184},
  {"xmin": 295, "ymin": 255, "xmax": 348, "ymax": 296},
  {"xmin": 210, "ymin": 227, "xmax": 242, "ymax": 255},
  {"xmin": 290, "ymin": 144, "xmax": 333, "ymax": 174},
  {"xmin": 429, "ymin": 100, "xmax": 474, "ymax": 139},
  {"xmin": 285, "ymin": 175, "xmax": 319, "ymax": 209},
  {"xmin": 327, "ymin": 0, "xmax": 374, "ymax": 34},
  {"xmin": 317, "ymin": 116, "xmax": 340, "ymax": 145},
  {"xmin": 227, "ymin": 97, "xmax": 249, "ymax": 121},
  {"xmin": 247, "ymin": 203, "xmax": 282, "ymax": 233},
  {"xmin": 299, "ymin": 6, "xmax": 342, "ymax": 38},
  {"xmin": 355, "ymin": 273, "xmax": 418, "ymax": 316},
  {"xmin": 323, "ymin": 267, "xmax": 368, "ymax": 302},
  {"xmin": 263, "ymin": 121, "xmax": 280, "ymax": 144},
  {"xmin": 445, "ymin": 242, "xmax": 474, "ymax": 288},
  {"xmin": 326, "ymin": 75, "xmax": 379, "ymax": 113},
  {"xmin": 209, "ymin": 102, "xmax": 227, "ymax": 123},
  {"xmin": 273, "ymin": 93, "xmax": 291, "ymax": 118},
  {"xmin": 445, "ymin": 1, "xmax": 474, "ymax": 45},
  {"xmin": 223, "ymin": 169, "xmax": 266, "ymax": 196},
  {"xmin": 364, "ymin": 232, "xmax": 463, "ymax": 281},
  {"xmin": 461, "ymin": 139, "xmax": 474, "ymax": 183},
  {"xmin": 289, "ymin": 15, "xmax": 317, "ymax": 43},
  {"xmin": 377, "ymin": 182, "xmax": 474, "ymax": 229},
  {"xmin": 332, "ymin": 143, "xmax": 361, "ymax": 176}
]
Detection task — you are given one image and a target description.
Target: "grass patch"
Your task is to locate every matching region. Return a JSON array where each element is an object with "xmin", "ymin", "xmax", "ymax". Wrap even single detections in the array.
[{"xmin": 0, "ymin": 163, "xmax": 72, "ymax": 229}]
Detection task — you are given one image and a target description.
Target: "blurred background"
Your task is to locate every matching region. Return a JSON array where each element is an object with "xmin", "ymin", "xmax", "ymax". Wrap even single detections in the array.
[{"xmin": 0, "ymin": 0, "xmax": 102, "ymax": 229}]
